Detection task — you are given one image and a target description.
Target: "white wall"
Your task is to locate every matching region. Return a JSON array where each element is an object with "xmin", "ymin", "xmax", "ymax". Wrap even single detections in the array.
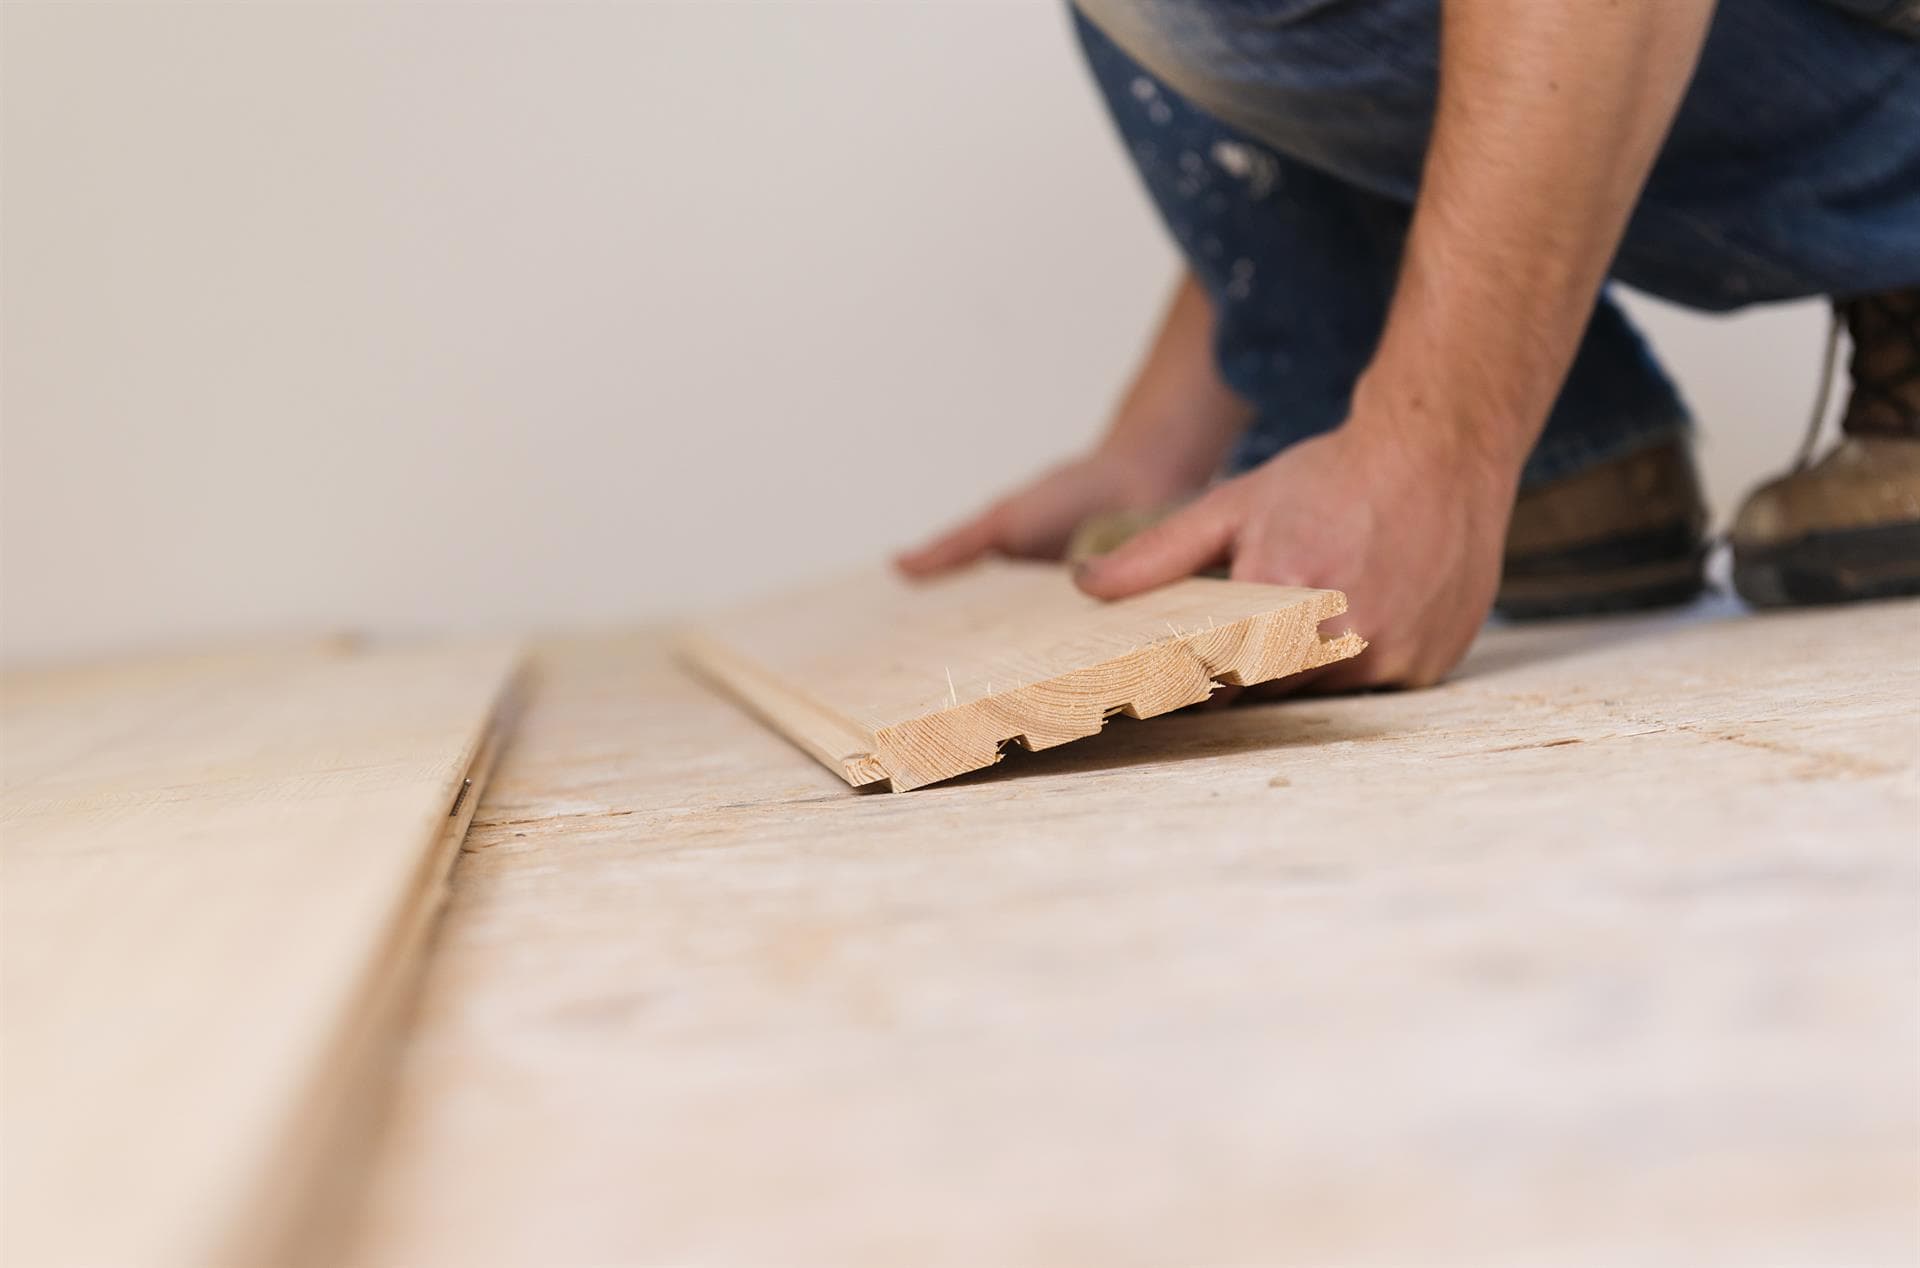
[{"xmin": 2, "ymin": 1, "xmax": 1831, "ymax": 665}]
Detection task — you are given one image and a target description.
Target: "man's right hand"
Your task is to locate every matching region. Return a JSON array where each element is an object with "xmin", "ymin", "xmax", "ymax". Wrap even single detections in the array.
[{"xmin": 895, "ymin": 445, "xmax": 1199, "ymax": 577}]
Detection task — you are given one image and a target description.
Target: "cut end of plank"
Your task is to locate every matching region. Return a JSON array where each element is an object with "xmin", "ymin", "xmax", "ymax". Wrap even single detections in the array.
[
  {"xmin": 679, "ymin": 562, "xmax": 1365, "ymax": 793},
  {"xmin": 867, "ymin": 607, "xmax": 1363, "ymax": 791}
]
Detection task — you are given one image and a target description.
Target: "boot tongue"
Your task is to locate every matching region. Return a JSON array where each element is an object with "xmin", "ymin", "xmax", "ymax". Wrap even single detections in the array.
[{"xmin": 1841, "ymin": 288, "xmax": 1920, "ymax": 440}]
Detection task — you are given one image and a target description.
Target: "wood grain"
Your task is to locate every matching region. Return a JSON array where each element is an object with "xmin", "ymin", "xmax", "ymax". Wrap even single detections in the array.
[
  {"xmin": 2, "ymin": 639, "xmax": 521, "ymax": 1268},
  {"xmin": 343, "ymin": 596, "xmax": 1920, "ymax": 1267},
  {"xmin": 678, "ymin": 561, "xmax": 1364, "ymax": 790}
]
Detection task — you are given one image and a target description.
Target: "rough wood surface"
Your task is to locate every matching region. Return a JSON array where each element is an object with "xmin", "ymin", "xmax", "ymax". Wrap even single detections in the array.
[
  {"xmin": 2, "ymin": 639, "xmax": 521, "ymax": 1268},
  {"xmin": 343, "ymin": 596, "xmax": 1920, "ymax": 1266},
  {"xmin": 678, "ymin": 561, "xmax": 1364, "ymax": 790}
]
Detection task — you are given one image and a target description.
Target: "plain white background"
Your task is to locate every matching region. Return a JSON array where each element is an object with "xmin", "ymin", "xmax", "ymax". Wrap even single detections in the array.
[{"xmin": 2, "ymin": 0, "xmax": 1835, "ymax": 665}]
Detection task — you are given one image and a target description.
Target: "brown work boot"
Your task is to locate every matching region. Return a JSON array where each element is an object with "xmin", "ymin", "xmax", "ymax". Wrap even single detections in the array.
[
  {"xmin": 1731, "ymin": 288, "xmax": 1920, "ymax": 607},
  {"xmin": 1495, "ymin": 440, "xmax": 1710, "ymax": 619}
]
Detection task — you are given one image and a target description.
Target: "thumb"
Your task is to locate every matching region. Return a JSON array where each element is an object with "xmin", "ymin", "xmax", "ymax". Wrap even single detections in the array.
[
  {"xmin": 1073, "ymin": 489, "xmax": 1235, "ymax": 600},
  {"xmin": 895, "ymin": 510, "xmax": 999, "ymax": 578}
]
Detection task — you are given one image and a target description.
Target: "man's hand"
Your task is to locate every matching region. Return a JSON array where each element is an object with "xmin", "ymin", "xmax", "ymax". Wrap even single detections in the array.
[
  {"xmin": 896, "ymin": 445, "xmax": 1199, "ymax": 576},
  {"xmin": 1078, "ymin": 0, "xmax": 1716, "ymax": 692},
  {"xmin": 905, "ymin": 1, "xmax": 1716, "ymax": 692},
  {"xmin": 1074, "ymin": 381, "xmax": 1521, "ymax": 691}
]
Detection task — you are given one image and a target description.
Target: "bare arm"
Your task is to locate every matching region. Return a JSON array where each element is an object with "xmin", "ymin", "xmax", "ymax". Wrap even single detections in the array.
[
  {"xmin": 1078, "ymin": 0, "xmax": 1718, "ymax": 689},
  {"xmin": 1357, "ymin": 0, "xmax": 1718, "ymax": 477},
  {"xmin": 1103, "ymin": 270, "xmax": 1252, "ymax": 488},
  {"xmin": 897, "ymin": 269, "xmax": 1248, "ymax": 575}
]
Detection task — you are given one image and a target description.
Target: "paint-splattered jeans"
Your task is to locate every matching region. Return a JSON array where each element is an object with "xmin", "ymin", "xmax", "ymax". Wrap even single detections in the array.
[{"xmin": 1072, "ymin": 0, "xmax": 1920, "ymax": 487}]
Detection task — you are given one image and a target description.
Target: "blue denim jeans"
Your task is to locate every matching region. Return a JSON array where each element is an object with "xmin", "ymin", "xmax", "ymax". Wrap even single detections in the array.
[{"xmin": 1072, "ymin": 0, "xmax": 1920, "ymax": 486}]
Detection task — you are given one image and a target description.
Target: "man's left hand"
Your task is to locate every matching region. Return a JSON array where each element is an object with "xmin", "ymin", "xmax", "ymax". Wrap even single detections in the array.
[{"xmin": 1072, "ymin": 392, "xmax": 1522, "ymax": 692}]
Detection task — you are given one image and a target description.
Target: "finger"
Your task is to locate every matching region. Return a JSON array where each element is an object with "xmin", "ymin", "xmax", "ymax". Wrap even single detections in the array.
[
  {"xmin": 895, "ymin": 511, "xmax": 1000, "ymax": 577},
  {"xmin": 1227, "ymin": 546, "xmax": 1311, "ymax": 589},
  {"xmin": 1073, "ymin": 494, "xmax": 1235, "ymax": 600},
  {"xmin": 1294, "ymin": 652, "xmax": 1402, "ymax": 696},
  {"xmin": 1287, "ymin": 659, "xmax": 1370, "ymax": 696}
]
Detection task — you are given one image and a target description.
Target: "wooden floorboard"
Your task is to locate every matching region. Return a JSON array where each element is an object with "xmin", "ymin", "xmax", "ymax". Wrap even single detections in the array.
[
  {"xmin": 679, "ymin": 561, "xmax": 1362, "ymax": 790},
  {"xmin": 2, "ymin": 639, "xmax": 521, "ymax": 1268},
  {"xmin": 342, "ymin": 595, "xmax": 1920, "ymax": 1266}
]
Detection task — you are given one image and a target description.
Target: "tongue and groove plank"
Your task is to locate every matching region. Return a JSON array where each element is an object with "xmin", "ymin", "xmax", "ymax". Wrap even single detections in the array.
[
  {"xmin": 677, "ymin": 561, "xmax": 1364, "ymax": 791},
  {"xmin": 2, "ymin": 639, "xmax": 521, "ymax": 1268}
]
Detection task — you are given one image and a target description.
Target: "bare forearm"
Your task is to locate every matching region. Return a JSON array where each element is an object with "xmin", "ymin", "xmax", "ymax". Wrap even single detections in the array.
[
  {"xmin": 1071, "ymin": 3, "xmax": 1721, "ymax": 686},
  {"xmin": 897, "ymin": 272, "xmax": 1247, "ymax": 574},
  {"xmin": 1102, "ymin": 270, "xmax": 1252, "ymax": 488},
  {"xmin": 1357, "ymin": 0, "xmax": 1717, "ymax": 471}
]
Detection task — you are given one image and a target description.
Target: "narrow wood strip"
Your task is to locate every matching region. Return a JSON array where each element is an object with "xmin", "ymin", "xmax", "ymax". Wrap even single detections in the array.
[
  {"xmin": 681, "ymin": 634, "xmax": 891, "ymax": 787},
  {"xmin": 230, "ymin": 694, "xmax": 517, "ymax": 1267},
  {"xmin": 3, "ymin": 640, "xmax": 522, "ymax": 1268}
]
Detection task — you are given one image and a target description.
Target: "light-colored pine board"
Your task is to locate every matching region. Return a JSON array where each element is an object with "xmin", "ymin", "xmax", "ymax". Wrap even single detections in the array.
[
  {"xmin": 678, "ymin": 561, "xmax": 1364, "ymax": 790},
  {"xmin": 342, "ymin": 596, "xmax": 1920, "ymax": 1267},
  {"xmin": 2, "ymin": 639, "xmax": 521, "ymax": 1268}
]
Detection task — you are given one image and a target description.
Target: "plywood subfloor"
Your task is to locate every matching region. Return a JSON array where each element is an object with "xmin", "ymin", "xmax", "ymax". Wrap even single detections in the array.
[
  {"xmin": 343, "ymin": 597, "xmax": 1920, "ymax": 1266},
  {"xmin": 681, "ymin": 562, "xmax": 1361, "ymax": 790},
  {"xmin": 3, "ymin": 639, "xmax": 521, "ymax": 1268}
]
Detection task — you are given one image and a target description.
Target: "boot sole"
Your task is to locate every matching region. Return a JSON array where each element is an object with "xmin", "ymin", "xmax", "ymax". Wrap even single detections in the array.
[
  {"xmin": 1497, "ymin": 523, "xmax": 1707, "ymax": 621},
  {"xmin": 1732, "ymin": 520, "xmax": 1920, "ymax": 608}
]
